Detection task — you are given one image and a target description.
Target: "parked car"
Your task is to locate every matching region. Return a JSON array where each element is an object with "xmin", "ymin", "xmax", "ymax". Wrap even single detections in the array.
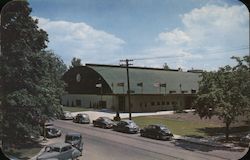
[
  {"xmin": 73, "ymin": 113, "xmax": 90, "ymax": 124},
  {"xmin": 140, "ymin": 124, "xmax": 173, "ymax": 140},
  {"xmin": 65, "ymin": 132, "xmax": 84, "ymax": 155},
  {"xmin": 36, "ymin": 142, "xmax": 81, "ymax": 160},
  {"xmin": 93, "ymin": 117, "xmax": 115, "ymax": 129},
  {"xmin": 61, "ymin": 111, "xmax": 73, "ymax": 120},
  {"xmin": 113, "ymin": 120, "xmax": 139, "ymax": 133},
  {"xmin": 239, "ymin": 133, "xmax": 250, "ymax": 147},
  {"xmin": 40, "ymin": 122, "xmax": 54, "ymax": 136},
  {"xmin": 45, "ymin": 126, "xmax": 62, "ymax": 138}
]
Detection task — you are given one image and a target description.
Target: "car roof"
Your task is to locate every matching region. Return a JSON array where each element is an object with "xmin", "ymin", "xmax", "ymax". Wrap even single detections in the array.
[
  {"xmin": 49, "ymin": 142, "xmax": 71, "ymax": 148},
  {"xmin": 64, "ymin": 111, "xmax": 71, "ymax": 113},
  {"xmin": 45, "ymin": 126, "xmax": 56, "ymax": 128},
  {"xmin": 99, "ymin": 117, "xmax": 111, "ymax": 119},
  {"xmin": 66, "ymin": 132, "xmax": 81, "ymax": 136},
  {"xmin": 121, "ymin": 120, "xmax": 134, "ymax": 123},
  {"xmin": 77, "ymin": 113, "xmax": 88, "ymax": 116},
  {"xmin": 149, "ymin": 124, "xmax": 165, "ymax": 127}
]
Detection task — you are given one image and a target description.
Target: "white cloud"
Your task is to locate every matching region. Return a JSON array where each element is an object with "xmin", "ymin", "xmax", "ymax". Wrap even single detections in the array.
[
  {"xmin": 141, "ymin": 4, "xmax": 249, "ymax": 71},
  {"xmin": 33, "ymin": 17, "xmax": 125, "ymax": 65},
  {"xmin": 157, "ymin": 28, "xmax": 191, "ymax": 45}
]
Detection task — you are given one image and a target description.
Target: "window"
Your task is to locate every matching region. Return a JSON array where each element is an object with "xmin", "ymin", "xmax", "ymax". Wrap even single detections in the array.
[
  {"xmin": 166, "ymin": 101, "xmax": 169, "ymax": 105},
  {"xmin": 144, "ymin": 103, "xmax": 147, "ymax": 107},
  {"xmin": 162, "ymin": 101, "xmax": 165, "ymax": 105},
  {"xmin": 172, "ymin": 101, "xmax": 176, "ymax": 105},
  {"xmin": 157, "ymin": 101, "xmax": 160, "ymax": 105},
  {"xmin": 140, "ymin": 102, "xmax": 142, "ymax": 107},
  {"xmin": 76, "ymin": 99, "xmax": 81, "ymax": 106},
  {"xmin": 151, "ymin": 102, "xmax": 155, "ymax": 106},
  {"xmin": 191, "ymin": 89, "xmax": 196, "ymax": 93}
]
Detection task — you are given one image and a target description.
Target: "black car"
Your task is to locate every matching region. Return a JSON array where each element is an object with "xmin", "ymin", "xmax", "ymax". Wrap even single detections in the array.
[
  {"xmin": 140, "ymin": 124, "xmax": 173, "ymax": 140},
  {"xmin": 93, "ymin": 117, "xmax": 115, "ymax": 129},
  {"xmin": 65, "ymin": 132, "xmax": 84, "ymax": 155},
  {"xmin": 113, "ymin": 120, "xmax": 139, "ymax": 133},
  {"xmin": 73, "ymin": 113, "xmax": 90, "ymax": 124}
]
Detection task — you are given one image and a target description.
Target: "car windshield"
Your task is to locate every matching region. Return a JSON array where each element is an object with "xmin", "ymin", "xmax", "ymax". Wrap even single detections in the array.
[
  {"xmin": 127, "ymin": 121, "xmax": 136, "ymax": 126},
  {"xmin": 50, "ymin": 147, "xmax": 60, "ymax": 152},
  {"xmin": 66, "ymin": 135, "xmax": 80, "ymax": 141},
  {"xmin": 160, "ymin": 126, "xmax": 169, "ymax": 131},
  {"xmin": 103, "ymin": 118, "xmax": 112, "ymax": 123}
]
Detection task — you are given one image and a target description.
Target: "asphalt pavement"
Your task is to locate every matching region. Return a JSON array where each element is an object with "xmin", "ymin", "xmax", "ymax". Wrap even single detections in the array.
[{"xmin": 32, "ymin": 119, "xmax": 248, "ymax": 160}]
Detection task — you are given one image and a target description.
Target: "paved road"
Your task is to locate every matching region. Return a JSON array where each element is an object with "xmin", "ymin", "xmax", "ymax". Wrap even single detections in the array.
[{"xmin": 51, "ymin": 120, "xmax": 246, "ymax": 160}]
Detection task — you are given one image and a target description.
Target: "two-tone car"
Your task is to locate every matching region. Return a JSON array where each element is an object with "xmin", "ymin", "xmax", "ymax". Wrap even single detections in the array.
[
  {"xmin": 140, "ymin": 124, "xmax": 173, "ymax": 140},
  {"xmin": 36, "ymin": 142, "xmax": 81, "ymax": 160},
  {"xmin": 113, "ymin": 120, "xmax": 139, "ymax": 133},
  {"xmin": 73, "ymin": 113, "xmax": 90, "ymax": 124},
  {"xmin": 45, "ymin": 126, "xmax": 62, "ymax": 138},
  {"xmin": 61, "ymin": 111, "xmax": 73, "ymax": 120},
  {"xmin": 93, "ymin": 117, "xmax": 115, "ymax": 129}
]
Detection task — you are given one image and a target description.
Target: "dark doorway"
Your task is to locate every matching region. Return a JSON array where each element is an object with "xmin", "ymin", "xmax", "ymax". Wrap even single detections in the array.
[
  {"xmin": 118, "ymin": 95, "xmax": 125, "ymax": 112},
  {"xmin": 76, "ymin": 99, "xmax": 81, "ymax": 106},
  {"xmin": 99, "ymin": 100, "xmax": 107, "ymax": 108}
]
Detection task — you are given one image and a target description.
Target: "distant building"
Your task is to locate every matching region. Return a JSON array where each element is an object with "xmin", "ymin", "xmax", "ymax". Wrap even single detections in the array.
[{"xmin": 61, "ymin": 64, "xmax": 201, "ymax": 112}]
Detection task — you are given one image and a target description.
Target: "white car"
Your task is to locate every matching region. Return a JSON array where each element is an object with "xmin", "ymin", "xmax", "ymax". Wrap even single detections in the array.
[{"xmin": 37, "ymin": 142, "xmax": 81, "ymax": 160}]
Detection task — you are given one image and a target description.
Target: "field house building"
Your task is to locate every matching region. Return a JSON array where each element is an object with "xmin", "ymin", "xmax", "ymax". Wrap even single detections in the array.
[{"xmin": 61, "ymin": 64, "xmax": 201, "ymax": 112}]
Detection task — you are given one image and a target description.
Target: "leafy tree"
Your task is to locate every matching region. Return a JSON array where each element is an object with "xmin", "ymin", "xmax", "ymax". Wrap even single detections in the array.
[
  {"xmin": 70, "ymin": 57, "xmax": 83, "ymax": 68},
  {"xmin": 163, "ymin": 63, "xmax": 169, "ymax": 70},
  {"xmin": 0, "ymin": 1, "xmax": 66, "ymax": 145},
  {"xmin": 193, "ymin": 56, "xmax": 250, "ymax": 140}
]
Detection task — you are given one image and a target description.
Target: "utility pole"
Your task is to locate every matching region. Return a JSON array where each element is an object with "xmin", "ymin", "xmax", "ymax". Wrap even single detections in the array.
[{"xmin": 120, "ymin": 59, "xmax": 133, "ymax": 120}]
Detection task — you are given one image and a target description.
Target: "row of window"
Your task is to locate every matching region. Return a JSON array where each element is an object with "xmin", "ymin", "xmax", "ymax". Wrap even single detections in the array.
[{"xmin": 139, "ymin": 101, "xmax": 178, "ymax": 107}]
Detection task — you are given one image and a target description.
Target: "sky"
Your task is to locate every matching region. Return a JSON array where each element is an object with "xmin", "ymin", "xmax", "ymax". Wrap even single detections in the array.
[{"xmin": 29, "ymin": 0, "xmax": 249, "ymax": 71}]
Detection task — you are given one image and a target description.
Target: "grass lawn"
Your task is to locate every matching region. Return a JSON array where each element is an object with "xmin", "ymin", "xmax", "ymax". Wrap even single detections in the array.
[
  {"xmin": 131, "ymin": 116, "xmax": 221, "ymax": 137},
  {"xmin": 62, "ymin": 106, "xmax": 94, "ymax": 112}
]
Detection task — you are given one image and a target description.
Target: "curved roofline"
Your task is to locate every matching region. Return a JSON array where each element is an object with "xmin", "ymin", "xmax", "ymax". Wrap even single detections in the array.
[{"xmin": 86, "ymin": 63, "xmax": 180, "ymax": 72}]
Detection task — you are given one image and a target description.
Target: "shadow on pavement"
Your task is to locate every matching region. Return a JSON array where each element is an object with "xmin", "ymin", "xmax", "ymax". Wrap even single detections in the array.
[{"xmin": 171, "ymin": 139, "xmax": 215, "ymax": 152}]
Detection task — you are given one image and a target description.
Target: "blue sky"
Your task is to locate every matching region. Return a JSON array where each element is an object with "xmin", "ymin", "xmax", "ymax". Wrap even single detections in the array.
[{"xmin": 29, "ymin": 0, "xmax": 249, "ymax": 70}]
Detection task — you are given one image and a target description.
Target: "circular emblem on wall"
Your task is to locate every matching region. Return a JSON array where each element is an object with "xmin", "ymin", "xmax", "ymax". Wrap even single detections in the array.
[{"xmin": 76, "ymin": 73, "xmax": 81, "ymax": 82}]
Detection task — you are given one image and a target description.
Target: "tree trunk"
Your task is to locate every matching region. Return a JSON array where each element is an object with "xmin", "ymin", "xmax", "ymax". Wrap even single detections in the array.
[{"xmin": 225, "ymin": 121, "xmax": 231, "ymax": 141}]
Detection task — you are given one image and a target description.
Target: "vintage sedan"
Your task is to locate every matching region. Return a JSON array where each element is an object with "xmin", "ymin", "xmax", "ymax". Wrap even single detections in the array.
[
  {"xmin": 73, "ymin": 113, "xmax": 90, "ymax": 124},
  {"xmin": 45, "ymin": 126, "xmax": 62, "ymax": 138},
  {"xmin": 36, "ymin": 143, "xmax": 81, "ymax": 160},
  {"xmin": 140, "ymin": 124, "xmax": 173, "ymax": 140},
  {"xmin": 93, "ymin": 117, "xmax": 115, "ymax": 129},
  {"xmin": 65, "ymin": 132, "xmax": 84, "ymax": 155},
  {"xmin": 61, "ymin": 111, "xmax": 73, "ymax": 120},
  {"xmin": 113, "ymin": 120, "xmax": 139, "ymax": 133}
]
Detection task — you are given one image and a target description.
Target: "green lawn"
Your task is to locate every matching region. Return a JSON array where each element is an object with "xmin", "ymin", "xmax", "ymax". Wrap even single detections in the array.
[
  {"xmin": 62, "ymin": 106, "xmax": 94, "ymax": 112},
  {"xmin": 131, "ymin": 116, "xmax": 221, "ymax": 137}
]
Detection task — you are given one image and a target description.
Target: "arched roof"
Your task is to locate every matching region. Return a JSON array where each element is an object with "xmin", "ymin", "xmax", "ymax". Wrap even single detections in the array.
[{"xmin": 87, "ymin": 64, "xmax": 201, "ymax": 95}]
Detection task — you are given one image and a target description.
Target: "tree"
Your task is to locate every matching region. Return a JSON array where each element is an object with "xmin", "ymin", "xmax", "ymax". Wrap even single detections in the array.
[
  {"xmin": 193, "ymin": 56, "xmax": 250, "ymax": 140},
  {"xmin": 163, "ymin": 63, "xmax": 169, "ymax": 70},
  {"xmin": 70, "ymin": 57, "xmax": 83, "ymax": 68},
  {"xmin": 0, "ymin": 1, "xmax": 66, "ymax": 145}
]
